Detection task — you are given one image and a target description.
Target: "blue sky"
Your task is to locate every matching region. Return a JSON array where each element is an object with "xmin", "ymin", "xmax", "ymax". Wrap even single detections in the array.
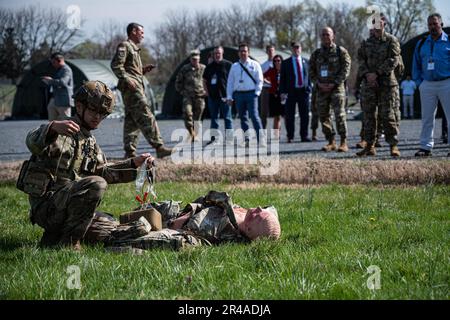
[{"xmin": 1, "ymin": 0, "xmax": 449, "ymax": 41}]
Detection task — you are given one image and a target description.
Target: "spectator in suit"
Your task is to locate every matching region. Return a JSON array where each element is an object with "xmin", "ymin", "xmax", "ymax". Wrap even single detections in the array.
[{"xmin": 279, "ymin": 41, "xmax": 312, "ymax": 143}]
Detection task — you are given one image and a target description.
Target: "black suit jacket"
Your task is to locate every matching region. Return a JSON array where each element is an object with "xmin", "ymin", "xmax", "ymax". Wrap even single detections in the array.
[{"xmin": 279, "ymin": 56, "xmax": 311, "ymax": 95}]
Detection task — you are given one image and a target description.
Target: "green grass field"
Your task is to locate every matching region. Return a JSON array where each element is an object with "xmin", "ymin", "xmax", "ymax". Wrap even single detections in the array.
[{"xmin": 0, "ymin": 181, "xmax": 449, "ymax": 300}]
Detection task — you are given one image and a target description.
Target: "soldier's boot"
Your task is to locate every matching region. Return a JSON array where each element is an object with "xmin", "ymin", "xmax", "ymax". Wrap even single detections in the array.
[
  {"xmin": 356, "ymin": 140, "xmax": 367, "ymax": 149},
  {"xmin": 356, "ymin": 143, "xmax": 376, "ymax": 157},
  {"xmin": 59, "ymin": 236, "xmax": 82, "ymax": 251},
  {"xmin": 124, "ymin": 151, "xmax": 136, "ymax": 159},
  {"xmin": 39, "ymin": 230, "xmax": 61, "ymax": 248},
  {"xmin": 337, "ymin": 138, "xmax": 349, "ymax": 153},
  {"xmin": 188, "ymin": 128, "xmax": 198, "ymax": 142},
  {"xmin": 156, "ymin": 145, "xmax": 173, "ymax": 159},
  {"xmin": 390, "ymin": 145, "xmax": 401, "ymax": 157},
  {"xmin": 312, "ymin": 129, "xmax": 318, "ymax": 142},
  {"xmin": 321, "ymin": 138, "xmax": 337, "ymax": 152},
  {"xmin": 374, "ymin": 137, "xmax": 382, "ymax": 148}
]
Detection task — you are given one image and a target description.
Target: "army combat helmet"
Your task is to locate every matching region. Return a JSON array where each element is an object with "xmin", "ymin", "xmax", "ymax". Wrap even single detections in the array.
[{"xmin": 73, "ymin": 80, "xmax": 115, "ymax": 117}]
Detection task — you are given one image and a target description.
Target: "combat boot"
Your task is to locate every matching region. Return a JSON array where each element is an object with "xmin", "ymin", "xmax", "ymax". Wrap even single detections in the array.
[
  {"xmin": 356, "ymin": 140, "xmax": 367, "ymax": 149},
  {"xmin": 156, "ymin": 145, "xmax": 173, "ymax": 158},
  {"xmin": 322, "ymin": 138, "xmax": 336, "ymax": 152},
  {"xmin": 39, "ymin": 230, "xmax": 61, "ymax": 248},
  {"xmin": 188, "ymin": 128, "xmax": 197, "ymax": 142},
  {"xmin": 337, "ymin": 138, "xmax": 349, "ymax": 153},
  {"xmin": 356, "ymin": 143, "xmax": 376, "ymax": 157},
  {"xmin": 375, "ymin": 137, "xmax": 382, "ymax": 148},
  {"xmin": 390, "ymin": 145, "xmax": 401, "ymax": 157},
  {"xmin": 312, "ymin": 129, "xmax": 318, "ymax": 142}
]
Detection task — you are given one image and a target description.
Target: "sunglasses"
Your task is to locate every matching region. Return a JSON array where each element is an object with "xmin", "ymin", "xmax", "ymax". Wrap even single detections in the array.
[{"xmin": 274, "ymin": 60, "xmax": 282, "ymax": 62}]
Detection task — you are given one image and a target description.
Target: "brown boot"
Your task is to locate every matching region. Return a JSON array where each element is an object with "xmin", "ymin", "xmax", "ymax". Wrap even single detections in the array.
[
  {"xmin": 356, "ymin": 143, "xmax": 376, "ymax": 157},
  {"xmin": 390, "ymin": 145, "xmax": 401, "ymax": 157},
  {"xmin": 356, "ymin": 140, "xmax": 367, "ymax": 149},
  {"xmin": 312, "ymin": 129, "xmax": 318, "ymax": 141},
  {"xmin": 322, "ymin": 138, "xmax": 336, "ymax": 152},
  {"xmin": 375, "ymin": 138, "xmax": 382, "ymax": 148},
  {"xmin": 337, "ymin": 138, "xmax": 349, "ymax": 153},
  {"xmin": 59, "ymin": 236, "xmax": 82, "ymax": 251},
  {"xmin": 188, "ymin": 128, "xmax": 197, "ymax": 142},
  {"xmin": 156, "ymin": 145, "xmax": 173, "ymax": 158}
]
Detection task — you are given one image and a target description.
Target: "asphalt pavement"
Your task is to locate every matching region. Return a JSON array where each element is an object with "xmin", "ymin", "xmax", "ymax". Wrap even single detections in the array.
[{"xmin": 0, "ymin": 116, "xmax": 448, "ymax": 162}]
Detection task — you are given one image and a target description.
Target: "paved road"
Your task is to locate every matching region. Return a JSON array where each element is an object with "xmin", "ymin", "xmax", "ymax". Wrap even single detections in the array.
[{"xmin": 0, "ymin": 117, "xmax": 448, "ymax": 162}]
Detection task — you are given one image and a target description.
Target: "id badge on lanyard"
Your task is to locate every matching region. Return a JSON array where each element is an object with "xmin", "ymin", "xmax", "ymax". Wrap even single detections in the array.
[
  {"xmin": 428, "ymin": 41, "xmax": 435, "ymax": 71},
  {"xmin": 321, "ymin": 65, "xmax": 329, "ymax": 78}
]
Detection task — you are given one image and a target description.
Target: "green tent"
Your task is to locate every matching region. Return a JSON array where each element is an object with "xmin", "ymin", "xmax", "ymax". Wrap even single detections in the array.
[{"xmin": 11, "ymin": 59, "xmax": 155, "ymax": 120}]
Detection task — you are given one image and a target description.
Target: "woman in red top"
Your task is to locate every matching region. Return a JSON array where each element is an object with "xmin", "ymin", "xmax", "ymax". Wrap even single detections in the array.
[{"xmin": 263, "ymin": 55, "xmax": 284, "ymax": 138}]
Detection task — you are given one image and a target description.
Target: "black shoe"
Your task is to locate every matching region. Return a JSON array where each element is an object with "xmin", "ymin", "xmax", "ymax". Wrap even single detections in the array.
[
  {"xmin": 301, "ymin": 138, "xmax": 312, "ymax": 142},
  {"xmin": 414, "ymin": 149, "xmax": 432, "ymax": 157},
  {"xmin": 287, "ymin": 138, "xmax": 293, "ymax": 143}
]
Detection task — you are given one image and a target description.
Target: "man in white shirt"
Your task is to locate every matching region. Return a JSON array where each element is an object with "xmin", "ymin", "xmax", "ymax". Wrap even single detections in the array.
[
  {"xmin": 226, "ymin": 43, "xmax": 264, "ymax": 143},
  {"xmin": 400, "ymin": 75, "xmax": 417, "ymax": 119},
  {"xmin": 260, "ymin": 45, "xmax": 275, "ymax": 129}
]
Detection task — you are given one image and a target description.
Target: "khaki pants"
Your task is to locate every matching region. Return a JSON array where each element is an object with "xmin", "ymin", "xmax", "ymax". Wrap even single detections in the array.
[{"xmin": 47, "ymin": 98, "xmax": 71, "ymax": 120}]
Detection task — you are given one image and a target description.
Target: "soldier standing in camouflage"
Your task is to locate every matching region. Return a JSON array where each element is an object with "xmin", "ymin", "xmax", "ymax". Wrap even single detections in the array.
[
  {"xmin": 18, "ymin": 81, "xmax": 154, "ymax": 250},
  {"xmin": 309, "ymin": 27, "xmax": 351, "ymax": 152},
  {"xmin": 175, "ymin": 50, "xmax": 206, "ymax": 142},
  {"xmin": 111, "ymin": 22, "xmax": 172, "ymax": 159},
  {"xmin": 356, "ymin": 14, "xmax": 401, "ymax": 157}
]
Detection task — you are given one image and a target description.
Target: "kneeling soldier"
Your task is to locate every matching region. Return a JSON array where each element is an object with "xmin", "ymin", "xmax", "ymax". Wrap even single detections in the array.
[{"xmin": 17, "ymin": 81, "xmax": 154, "ymax": 250}]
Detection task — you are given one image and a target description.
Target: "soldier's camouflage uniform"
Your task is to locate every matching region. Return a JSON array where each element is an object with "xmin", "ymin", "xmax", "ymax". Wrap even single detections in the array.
[
  {"xmin": 24, "ymin": 116, "xmax": 138, "ymax": 245},
  {"xmin": 111, "ymin": 39, "xmax": 164, "ymax": 156},
  {"xmin": 357, "ymin": 31, "xmax": 401, "ymax": 146},
  {"xmin": 310, "ymin": 85, "xmax": 319, "ymax": 133},
  {"xmin": 175, "ymin": 63, "xmax": 206, "ymax": 132},
  {"xmin": 92, "ymin": 191, "xmax": 251, "ymax": 250},
  {"xmin": 309, "ymin": 44, "xmax": 352, "ymax": 141}
]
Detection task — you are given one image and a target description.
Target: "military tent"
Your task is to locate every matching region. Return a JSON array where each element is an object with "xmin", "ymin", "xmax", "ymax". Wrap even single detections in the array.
[{"xmin": 11, "ymin": 59, "xmax": 156, "ymax": 120}]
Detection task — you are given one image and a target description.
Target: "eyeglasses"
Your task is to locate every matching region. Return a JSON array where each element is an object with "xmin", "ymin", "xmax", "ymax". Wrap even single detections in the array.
[
  {"xmin": 86, "ymin": 107, "xmax": 109, "ymax": 119},
  {"xmin": 274, "ymin": 60, "xmax": 282, "ymax": 62}
]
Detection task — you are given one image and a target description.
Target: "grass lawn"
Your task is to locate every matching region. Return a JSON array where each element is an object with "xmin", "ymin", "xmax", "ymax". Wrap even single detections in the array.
[{"xmin": 0, "ymin": 181, "xmax": 449, "ymax": 300}]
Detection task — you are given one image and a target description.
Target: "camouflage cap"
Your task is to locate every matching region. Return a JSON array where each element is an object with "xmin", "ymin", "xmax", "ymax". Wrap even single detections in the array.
[
  {"xmin": 190, "ymin": 49, "xmax": 201, "ymax": 59},
  {"xmin": 73, "ymin": 80, "xmax": 115, "ymax": 115}
]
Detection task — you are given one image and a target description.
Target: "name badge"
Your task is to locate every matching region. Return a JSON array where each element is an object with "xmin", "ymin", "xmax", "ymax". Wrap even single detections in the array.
[
  {"xmin": 427, "ymin": 62, "xmax": 435, "ymax": 71},
  {"xmin": 320, "ymin": 65, "xmax": 328, "ymax": 77},
  {"xmin": 211, "ymin": 74, "xmax": 217, "ymax": 85}
]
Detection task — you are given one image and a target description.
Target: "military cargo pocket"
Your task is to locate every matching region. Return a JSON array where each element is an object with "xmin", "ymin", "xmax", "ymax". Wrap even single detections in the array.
[{"xmin": 17, "ymin": 161, "xmax": 54, "ymax": 197}]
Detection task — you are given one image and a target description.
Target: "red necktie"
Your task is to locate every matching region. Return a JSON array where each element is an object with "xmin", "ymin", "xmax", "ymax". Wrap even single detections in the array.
[{"xmin": 296, "ymin": 58, "xmax": 303, "ymax": 87}]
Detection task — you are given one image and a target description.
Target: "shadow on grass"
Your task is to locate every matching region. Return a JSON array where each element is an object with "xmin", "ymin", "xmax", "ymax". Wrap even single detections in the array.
[{"xmin": 0, "ymin": 235, "xmax": 37, "ymax": 252}]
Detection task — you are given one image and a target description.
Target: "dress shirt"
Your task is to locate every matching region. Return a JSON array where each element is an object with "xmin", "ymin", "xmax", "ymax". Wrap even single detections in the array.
[
  {"xmin": 226, "ymin": 58, "xmax": 263, "ymax": 100},
  {"xmin": 413, "ymin": 31, "xmax": 450, "ymax": 85},
  {"xmin": 292, "ymin": 56, "xmax": 306, "ymax": 88}
]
